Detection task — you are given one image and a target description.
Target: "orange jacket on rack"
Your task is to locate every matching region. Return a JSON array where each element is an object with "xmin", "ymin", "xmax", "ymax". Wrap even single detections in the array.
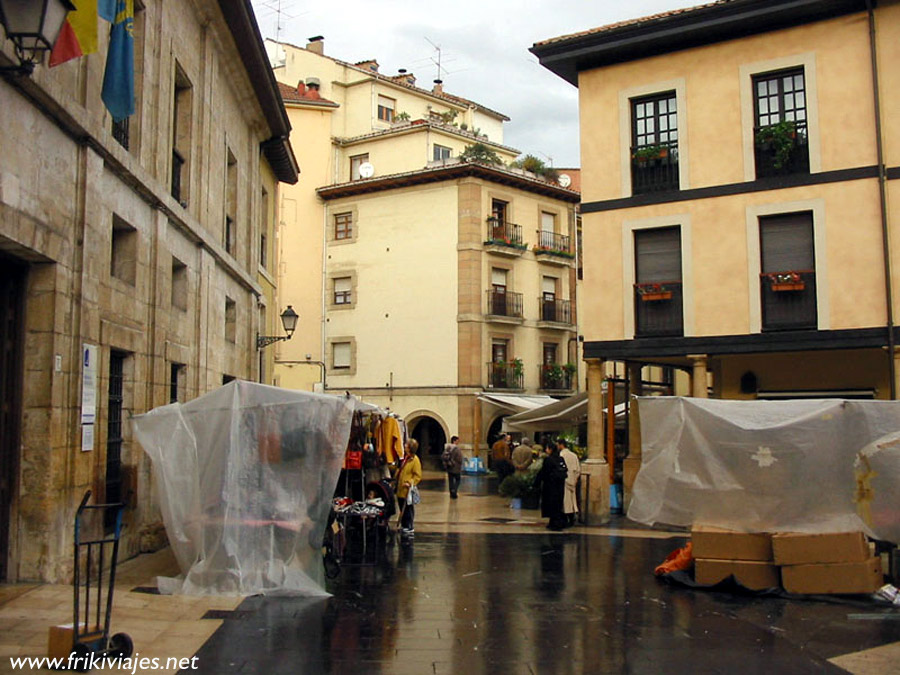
[{"xmin": 375, "ymin": 416, "xmax": 404, "ymax": 464}]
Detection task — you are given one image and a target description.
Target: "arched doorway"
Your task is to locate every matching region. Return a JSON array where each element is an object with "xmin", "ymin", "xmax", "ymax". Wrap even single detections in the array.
[{"xmin": 409, "ymin": 416, "xmax": 447, "ymax": 471}]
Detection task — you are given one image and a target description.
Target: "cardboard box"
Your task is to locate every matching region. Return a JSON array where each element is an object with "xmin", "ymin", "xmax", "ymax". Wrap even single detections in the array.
[
  {"xmin": 781, "ymin": 557, "xmax": 883, "ymax": 595},
  {"xmin": 691, "ymin": 526, "xmax": 773, "ymax": 561},
  {"xmin": 695, "ymin": 558, "xmax": 781, "ymax": 590},
  {"xmin": 772, "ymin": 531, "xmax": 870, "ymax": 565},
  {"xmin": 47, "ymin": 623, "xmax": 102, "ymax": 660}
]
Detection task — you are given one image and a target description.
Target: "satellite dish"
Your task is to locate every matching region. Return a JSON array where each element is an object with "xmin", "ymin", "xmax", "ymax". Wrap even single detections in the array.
[
  {"xmin": 359, "ymin": 162, "xmax": 375, "ymax": 178},
  {"xmin": 558, "ymin": 173, "xmax": 572, "ymax": 188}
]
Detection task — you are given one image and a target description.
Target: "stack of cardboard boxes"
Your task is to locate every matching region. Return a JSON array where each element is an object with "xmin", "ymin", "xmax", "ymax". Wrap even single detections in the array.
[{"xmin": 692, "ymin": 526, "xmax": 884, "ymax": 594}]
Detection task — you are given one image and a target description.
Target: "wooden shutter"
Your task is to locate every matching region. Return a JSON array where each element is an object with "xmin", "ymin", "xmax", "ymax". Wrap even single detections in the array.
[
  {"xmin": 760, "ymin": 212, "xmax": 814, "ymax": 273},
  {"xmin": 635, "ymin": 227, "xmax": 681, "ymax": 283}
]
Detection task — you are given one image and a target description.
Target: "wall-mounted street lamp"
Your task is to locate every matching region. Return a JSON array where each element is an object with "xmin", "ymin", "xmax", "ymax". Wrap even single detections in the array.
[
  {"xmin": 0, "ymin": 0, "xmax": 75, "ymax": 76},
  {"xmin": 257, "ymin": 305, "xmax": 299, "ymax": 349}
]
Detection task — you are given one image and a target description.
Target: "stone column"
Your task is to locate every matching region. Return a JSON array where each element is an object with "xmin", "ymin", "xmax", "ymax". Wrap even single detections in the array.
[
  {"xmin": 690, "ymin": 354, "xmax": 709, "ymax": 398},
  {"xmin": 581, "ymin": 358, "xmax": 610, "ymax": 524},
  {"xmin": 623, "ymin": 362, "xmax": 643, "ymax": 510}
]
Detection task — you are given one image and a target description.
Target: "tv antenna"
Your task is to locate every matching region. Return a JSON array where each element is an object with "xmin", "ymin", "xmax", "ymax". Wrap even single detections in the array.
[
  {"xmin": 254, "ymin": 0, "xmax": 303, "ymax": 42},
  {"xmin": 424, "ymin": 36, "xmax": 449, "ymax": 83}
]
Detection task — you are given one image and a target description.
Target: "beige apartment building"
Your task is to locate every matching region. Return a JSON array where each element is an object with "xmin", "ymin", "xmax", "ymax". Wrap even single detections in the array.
[
  {"xmin": 532, "ymin": 0, "xmax": 900, "ymax": 497},
  {"xmin": 0, "ymin": 1, "xmax": 297, "ymax": 581},
  {"xmin": 268, "ymin": 38, "xmax": 580, "ymax": 463}
]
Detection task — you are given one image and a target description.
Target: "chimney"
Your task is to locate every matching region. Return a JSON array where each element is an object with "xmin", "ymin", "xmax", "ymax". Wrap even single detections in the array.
[
  {"xmin": 305, "ymin": 77, "xmax": 321, "ymax": 99},
  {"xmin": 296, "ymin": 81, "xmax": 306, "ymax": 96},
  {"xmin": 306, "ymin": 35, "xmax": 324, "ymax": 55},
  {"xmin": 433, "ymin": 79, "xmax": 443, "ymax": 95}
]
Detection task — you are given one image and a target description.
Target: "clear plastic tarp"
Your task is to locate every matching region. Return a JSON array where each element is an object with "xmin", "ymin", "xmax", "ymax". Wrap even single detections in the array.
[
  {"xmin": 628, "ymin": 397, "xmax": 900, "ymax": 543},
  {"xmin": 134, "ymin": 380, "xmax": 355, "ymax": 596}
]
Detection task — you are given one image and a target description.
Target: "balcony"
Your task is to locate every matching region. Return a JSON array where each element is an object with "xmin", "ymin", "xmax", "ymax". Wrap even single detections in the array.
[
  {"xmin": 634, "ymin": 281, "xmax": 683, "ymax": 337},
  {"xmin": 631, "ymin": 140, "xmax": 679, "ymax": 195},
  {"xmin": 484, "ymin": 218, "xmax": 527, "ymax": 257},
  {"xmin": 112, "ymin": 117, "xmax": 130, "ymax": 151},
  {"xmin": 539, "ymin": 364, "xmax": 575, "ymax": 392},
  {"xmin": 760, "ymin": 270, "xmax": 817, "ymax": 331},
  {"xmin": 754, "ymin": 121, "xmax": 809, "ymax": 179},
  {"xmin": 533, "ymin": 230, "xmax": 574, "ymax": 266},
  {"xmin": 485, "ymin": 289, "xmax": 524, "ymax": 324},
  {"xmin": 487, "ymin": 361, "xmax": 524, "ymax": 390},
  {"xmin": 537, "ymin": 297, "xmax": 573, "ymax": 327}
]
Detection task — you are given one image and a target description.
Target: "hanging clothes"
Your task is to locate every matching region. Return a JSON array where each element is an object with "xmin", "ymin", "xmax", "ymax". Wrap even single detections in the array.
[{"xmin": 375, "ymin": 415, "xmax": 405, "ymax": 464}]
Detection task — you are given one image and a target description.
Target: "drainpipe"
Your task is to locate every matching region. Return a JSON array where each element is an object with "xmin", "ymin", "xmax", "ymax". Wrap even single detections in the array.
[{"xmin": 867, "ymin": 0, "xmax": 895, "ymax": 398}]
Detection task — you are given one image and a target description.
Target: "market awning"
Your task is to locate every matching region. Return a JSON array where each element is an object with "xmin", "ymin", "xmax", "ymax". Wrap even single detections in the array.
[
  {"xmin": 502, "ymin": 392, "xmax": 626, "ymax": 433},
  {"xmin": 477, "ymin": 393, "xmax": 559, "ymax": 414}
]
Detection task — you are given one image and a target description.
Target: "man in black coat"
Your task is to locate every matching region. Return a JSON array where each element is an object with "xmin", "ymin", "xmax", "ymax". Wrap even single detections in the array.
[{"xmin": 533, "ymin": 444, "xmax": 568, "ymax": 531}]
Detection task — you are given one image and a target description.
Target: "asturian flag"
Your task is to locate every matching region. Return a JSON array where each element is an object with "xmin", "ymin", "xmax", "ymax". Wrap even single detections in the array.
[{"xmin": 101, "ymin": 0, "xmax": 134, "ymax": 121}]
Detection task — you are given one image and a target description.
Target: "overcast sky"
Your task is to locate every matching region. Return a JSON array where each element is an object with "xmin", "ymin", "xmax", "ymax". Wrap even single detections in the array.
[{"xmin": 250, "ymin": 0, "xmax": 703, "ymax": 168}]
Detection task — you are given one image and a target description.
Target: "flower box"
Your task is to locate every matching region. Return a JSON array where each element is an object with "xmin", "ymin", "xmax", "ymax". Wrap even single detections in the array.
[
  {"xmin": 640, "ymin": 291, "xmax": 673, "ymax": 302},
  {"xmin": 771, "ymin": 282, "xmax": 805, "ymax": 292}
]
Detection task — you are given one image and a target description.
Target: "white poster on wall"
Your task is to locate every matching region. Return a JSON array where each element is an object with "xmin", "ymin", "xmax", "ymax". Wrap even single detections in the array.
[{"xmin": 81, "ymin": 344, "xmax": 98, "ymax": 451}]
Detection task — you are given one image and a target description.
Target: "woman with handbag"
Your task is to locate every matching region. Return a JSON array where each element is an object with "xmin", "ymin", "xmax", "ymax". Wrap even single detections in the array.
[{"xmin": 395, "ymin": 438, "xmax": 422, "ymax": 540}]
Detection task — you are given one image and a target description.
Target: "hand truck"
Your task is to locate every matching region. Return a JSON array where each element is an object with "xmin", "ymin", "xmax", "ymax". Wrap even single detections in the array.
[{"xmin": 68, "ymin": 490, "xmax": 134, "ymax": 672}]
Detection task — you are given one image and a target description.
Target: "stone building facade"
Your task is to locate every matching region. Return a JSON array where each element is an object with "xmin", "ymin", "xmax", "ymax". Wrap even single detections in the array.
[{"xmin": 0, "ymin": 0, "xmax": 298, "ymax": 581}]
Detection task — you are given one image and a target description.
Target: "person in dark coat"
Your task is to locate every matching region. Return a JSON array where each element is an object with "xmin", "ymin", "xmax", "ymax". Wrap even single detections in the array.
[{"xmin": 533, "ymin": 444, "xmax": 568, "ymax": 531}]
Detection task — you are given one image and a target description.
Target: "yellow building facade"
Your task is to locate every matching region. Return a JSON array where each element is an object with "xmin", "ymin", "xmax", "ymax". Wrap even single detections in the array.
[
  {"xmin": 533, "ymin": 0, "xmax": 900, "ymax": 494},
  {"xmin": 268, "ymin": 39, "xmax": 580, "ymax": 464}
]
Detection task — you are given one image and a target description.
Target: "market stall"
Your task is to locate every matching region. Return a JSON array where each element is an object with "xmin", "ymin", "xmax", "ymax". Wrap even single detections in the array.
[{"xmin": 134, "ymin": 380, "xmax": 355, "ymax": 596}]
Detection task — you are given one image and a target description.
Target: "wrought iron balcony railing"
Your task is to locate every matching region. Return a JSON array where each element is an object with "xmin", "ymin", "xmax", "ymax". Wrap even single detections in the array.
[
  {"xmin": 539, "ymin": 297, "xmax": 572, "ymax": 324},
  {"xmin": 485, "ymin": 218, "xmax": 525, "ymax": 249},
  {"xmin": 534, "ymin": 230, "xmax": 572, "ymax": 258},
  {"xmin": 631, "ymin": 140, "xmax": 679, "ymax": 194},
  {"xmin": 539, "ymin": 364, "xmax": 574, "ymax": 391},
  {"xmin": 634, "ymin": 281, "xmax": 683, "ymax": 337},
  {"xmin": 754, "ymin": 121, "xmax": 809, "ymax": 179},
  {"xmin": 760, "ymin": 270, "xmax": 817, "ymax": 331},
  {"xmin": 486, "ymin": 289, "xmax": 523, "ymax": 318},
  {"xmin": 488, "ymin": 361, "xmax": 524, "ymax": 390}
]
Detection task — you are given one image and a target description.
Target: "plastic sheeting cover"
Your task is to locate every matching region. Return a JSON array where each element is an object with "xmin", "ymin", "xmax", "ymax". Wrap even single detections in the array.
[
  {"xmin": 134, "ymin": 380, "xmax": 355, "ymax": 596},
  {"xmin": 628, "ymin": 397, "xmax": 900, "ymax": 543}
]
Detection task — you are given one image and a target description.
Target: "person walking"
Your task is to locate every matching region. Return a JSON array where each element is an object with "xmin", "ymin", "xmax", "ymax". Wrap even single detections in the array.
[
  {"xmin": 533, "ymin": 443, "xmax": 568, "ymax": 531},
  {"xmin": 442, "ymin": 435, "xmax": 463, "ymax": 499},
  {"xmin": 395, "ymin": 438, "xmax": 422, "ymax": 540},
  {"xmin": 491, "ymin": 433, "xmax": 514, "ymax": 484},
  {"xmin": 558, "ymin": 438, "xmax": 581, "ymax": 527}
]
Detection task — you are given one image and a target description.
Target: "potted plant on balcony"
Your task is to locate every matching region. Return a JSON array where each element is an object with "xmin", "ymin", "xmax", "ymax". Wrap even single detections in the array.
[
  {"xmin": 766, "ymin": 271, "xmax": 805, "ymax": 292},
  {"xmin": 636, "ymin": 282, "xmax": 673, "ymax": 302},
  {"xmin": 511, "ymin": 358, "xmax": 524, "ymax": 382},
  {"xmin": 544, "ymin": 364, "xmax": 565, "ymax": 389},
  {"xmin": 632, "ymin": 144, "xmax": 668, "ymax": 163},
  {"xmin": 755, "ymin": 120, "xmax": 798, "ymax": 170}
]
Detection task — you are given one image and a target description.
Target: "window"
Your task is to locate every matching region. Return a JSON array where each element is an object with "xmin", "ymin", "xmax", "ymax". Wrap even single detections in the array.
[
  {"xmin": 543, "ymin": 343, "xmax": 558, "ymax": 365},
  {"xmin": 490, "ymin": 268, "xmax": 508, "ymax": 315},
  {"xmin": 539, "ymin": 212, "xmax": 558, "ymax": 250},
  {"xmin": 225, "ymin": 297, "xmax": 236, "ymax": 343},
  {"xmin": 350, "ymin": 154, "xmax": 369, "ymax": 181},
  {"xmin": 542, "ymin": 276, "xmax": 557, "ymax": 321},
  {"xmin": 634, "ymin": 227, "xmax": 683, "ymax": 337},
  {"xmin": 759, "ymin": 212, "xmax": 816, "ymax": 331},
  {"xmin": 491, "ymin": 199, "xmax": 508, "ymax": 225},
  {"xmin": 171, "ymin": 256, "xmax": 187, "ymax": 310},
  {"xmin": 334, "ymin": 212, "xmax": 353, "ymax": 240},
  {"xmin": 433, "ymin": 144, "xmax": 451, "ymax": 161},
  {"xmin": 169, "ymin": 363, "xmax": 184, "ymax": 404},
  {"xmin": 225, "ymin": 148, "xmax": 237, "ymax": 255},
  {"xmin": 753, "ymin": 68, "xmax": 809, "ymax": 177},
  {"xmin": 111, "ymin": 215, "xmax": 137, "ymax": 285},
  {"xmin": 334, "ymin": 277, "xmax": 352, "ymax": 305},
  {"xmin": 332, "ymin": 342, "xmax": 351, "ymax": 369},
  {"xmin": 259, "ymin": 188, "xmax": 269, "ymax": 268},
  {"xmin": 377, "ymin": 95, "xmax": 395, "ymax": 122},
  {"xmin": 631, "ymin": 92, "xmax": 679, "ymax": 194},
  {"xmin": 172, "ymin": 62, "xmax": 193, "ymax": 205}
]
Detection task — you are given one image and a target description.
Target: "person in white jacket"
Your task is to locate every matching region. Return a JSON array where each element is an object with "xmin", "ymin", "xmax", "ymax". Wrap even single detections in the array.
[{"xmin": 557, "ymin": 438, "xmax": 581, "ymax": 527}]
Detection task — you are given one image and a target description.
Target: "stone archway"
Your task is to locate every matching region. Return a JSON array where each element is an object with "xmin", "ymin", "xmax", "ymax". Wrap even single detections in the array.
[{"xmin": 408, "ymin": 415, "xmax": 447, "ymax": 471}]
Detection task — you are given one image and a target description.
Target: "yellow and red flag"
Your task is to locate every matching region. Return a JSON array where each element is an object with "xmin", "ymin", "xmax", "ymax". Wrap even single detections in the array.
[{"xmin": 49, "ymin": 0, "xmax": 99, "ymax": 67}]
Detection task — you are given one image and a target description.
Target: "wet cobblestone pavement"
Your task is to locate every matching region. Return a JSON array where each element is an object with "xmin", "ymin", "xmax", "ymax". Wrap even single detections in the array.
[{"xmin": 186, "ymin": 478, "xmax": 900, "ymax": 674}]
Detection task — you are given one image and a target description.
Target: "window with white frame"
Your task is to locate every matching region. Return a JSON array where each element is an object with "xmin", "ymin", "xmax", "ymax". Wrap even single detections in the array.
[
  {"xmin": 334, "ymin": 277, "xmax": 352, "ymax": 305},
  {"xmin": 377, "ymin": 95, "xmax": 395, "ymax": 122},
  {"xmin": 332, "ymin": 342, "xmax": 352, "ymax": 369}
]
